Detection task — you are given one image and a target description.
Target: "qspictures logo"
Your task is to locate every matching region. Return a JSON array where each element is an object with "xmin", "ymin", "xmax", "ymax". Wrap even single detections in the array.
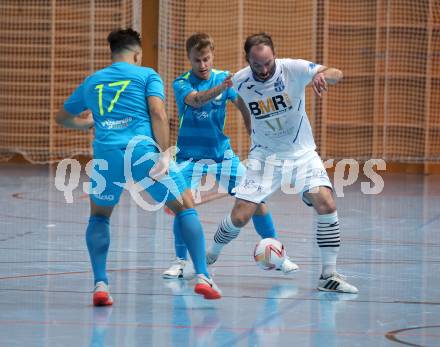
[{"xmin": 54, "ymin": 135, "xmax": 386, "ymax": 211}]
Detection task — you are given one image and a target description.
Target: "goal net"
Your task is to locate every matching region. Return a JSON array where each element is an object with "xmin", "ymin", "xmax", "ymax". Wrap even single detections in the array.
[
  {"xmin": 0, "ymin": 1, "xmax": 438, "ymax": 164},
  {"xmin": 0, "ymin": 0, "xmax": 140, "ymax": 163},
  {"xmin": 158, "ymin": 0, "xmax": 439, "ymax": 164}
]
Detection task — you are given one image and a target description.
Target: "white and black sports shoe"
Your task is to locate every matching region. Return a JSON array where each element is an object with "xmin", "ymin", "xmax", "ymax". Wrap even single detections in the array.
[{"xmin": 317, "ymin": 272, "xmax": 358, "ymax": 294}]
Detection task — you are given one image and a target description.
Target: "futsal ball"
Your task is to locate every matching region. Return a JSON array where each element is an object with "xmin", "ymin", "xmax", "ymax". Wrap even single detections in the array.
[{"xmin": 253, "ymin": 238, "xmax": 285, "ymax": 270}]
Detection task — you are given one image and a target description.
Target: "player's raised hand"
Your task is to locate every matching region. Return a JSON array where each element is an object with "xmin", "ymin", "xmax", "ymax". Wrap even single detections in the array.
[
  {"xmin": 149, "ymin": 146, "xmax": 176, "ymax": 180},
  {"xmin": 312, "ymin": 72, "xmax": 328, "ymax": 98},
  {"xmin": 223, "ymin": 73, "xmax": 234, "ymax": 88},
  {"xmin": 149, "ymin": 154, "xmax": 170, "ymax": 180}
]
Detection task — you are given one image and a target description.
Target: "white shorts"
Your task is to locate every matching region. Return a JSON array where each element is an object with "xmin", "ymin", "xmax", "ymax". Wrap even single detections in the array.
[{"xmin": 234, "ymin": 149, "xmax": 332, "ymax": 205}]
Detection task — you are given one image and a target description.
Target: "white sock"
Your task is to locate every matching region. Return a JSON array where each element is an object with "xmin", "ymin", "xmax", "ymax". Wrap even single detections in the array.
[
  {"xmin": 210, "ymin": 242, "xmax": 224, "ymax": 255},
  {"xmin": 317, "ymin": 211, "xmax": 340, "ymax": 277},
  {"xmin": 209, "ymin": 214, "xmax": 241, "ymax": 256}
]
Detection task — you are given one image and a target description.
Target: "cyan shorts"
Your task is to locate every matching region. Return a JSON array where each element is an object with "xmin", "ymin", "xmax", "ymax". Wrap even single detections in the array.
[{"xmin": 89, "ymin": 145, "xmax": 187, "ymax": 206}]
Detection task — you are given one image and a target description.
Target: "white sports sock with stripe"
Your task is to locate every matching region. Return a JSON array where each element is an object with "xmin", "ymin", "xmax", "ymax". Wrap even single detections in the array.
[
  {"xmin": 317, "ymin": 211, "xmax": 340, "ymax": 277},
  {"xmin": 209, "ymin": 214, "xmax": 241, "ymax": 256}
]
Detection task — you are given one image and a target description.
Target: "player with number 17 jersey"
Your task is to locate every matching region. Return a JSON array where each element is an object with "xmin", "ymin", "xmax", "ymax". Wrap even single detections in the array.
[
  {"xmin": 232, "ymin": 58, "xmax": 321, "ymax": 159},
  {"xmin": 58, "ymin": 28, "xmax": 221, "ymax": 302},
  {"xmin": 64, "ymin": 61, "xmax": 187, "ymax": 207},
  {"xmin": 64, "ymin": 62, "xmax": 164, "ymax": 153}
]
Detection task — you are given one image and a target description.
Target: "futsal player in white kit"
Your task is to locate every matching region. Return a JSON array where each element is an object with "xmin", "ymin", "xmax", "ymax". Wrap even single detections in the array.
[{"xmin": 206, "ymin": 32, "xmax": 358, "ymax": 294}]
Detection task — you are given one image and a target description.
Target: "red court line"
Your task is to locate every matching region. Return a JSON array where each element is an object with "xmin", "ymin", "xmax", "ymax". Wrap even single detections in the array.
[
  {"xmin": 0, "ymin": 267, "xmax": 155, "ymax": 281},
  {"xmin": 1, "ymin": 284, "xmax": 438, "ymax": 306},
  {"xmin": 8, "ymin": 192, "xmax": 440, "ymax": 248},
  {"xmin": 0, "ymin": 319, "xmax": 439, "ymax": 338},
  {"xmin": 0, "ymin": 258, "xmax": 417, "ymax": 282},
  {"xmin": 2, "ymin": 210, "xmax": 440, "ymax": 247},
  {"xmin": 12, "ymin": 190, "xmax": 226, "ymax": 206},
  {"xmin": 386, "ymin": 325, "xmax": 440, "ymax": 347}
]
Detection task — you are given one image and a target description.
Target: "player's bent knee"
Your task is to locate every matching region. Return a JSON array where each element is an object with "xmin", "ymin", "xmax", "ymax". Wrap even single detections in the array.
[
  {"xmin": 231, "ymin": 199, "xmax": 256, "ymax": 227},
  {"xmin": 90, "ymin": 199, "xmax": 114, "ymax": 218},
  {"xmin": 254, "ymin": 202, "xmax": 267, "ymax": 216},
  {"xmin": 166, "ymin": 190, "xmax": 195, "ymax": 214},
  {"xmin": 231, "ymin": 211, "xmax": 250, "ymax": 228},
  {"xmin": 315, "ymin": 199, "xmax": 336, "ymax": 215},
  {"xmin": 180, "ymin": 189, "xmax": 195, "ymax": 209}
]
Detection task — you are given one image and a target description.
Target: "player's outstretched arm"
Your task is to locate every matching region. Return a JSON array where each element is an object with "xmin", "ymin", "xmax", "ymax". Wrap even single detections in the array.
[
  {"xmin": 184, "ymin": 73, "xmax": 233, "ymax": 108},
  {"xmin": 319, "ymin": 66, "xmax": 343, "ymax": 84},
  {"xmin": 312, "ymin": 66, "xmax": 343, "ymax": 98},
  {"xmin": 232, "ymin": 95, "xmax": 251, "ymax": 136},
  {"xmin": 55, "ymin": 108, "xmax": 94, "ymax": 130}
]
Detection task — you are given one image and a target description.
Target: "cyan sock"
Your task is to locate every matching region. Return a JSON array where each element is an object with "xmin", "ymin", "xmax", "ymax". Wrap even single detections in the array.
[
  {"xmin": 86, "ymin": 215, "xmax": 110, "ymax": 285},
  {"xmin": 252, "ymin": 212, "xmax": 278, "ymax": 239},
  {"xmin": 173, "ymin": 217, "xmax": 188, "ymax": 260},
  {"xmin": 175, "ymin": 209, "xmax": 209, "ymax": 278}
]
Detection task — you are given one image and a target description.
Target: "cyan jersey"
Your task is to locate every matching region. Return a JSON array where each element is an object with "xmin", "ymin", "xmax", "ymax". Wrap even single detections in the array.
[
  {"xmin": 173, "ymin": 69, "xmax": 237, "ymax": 162},
  {"xmin": 64, "ymin": 62, "xmax": 165, "ymax": 153}
]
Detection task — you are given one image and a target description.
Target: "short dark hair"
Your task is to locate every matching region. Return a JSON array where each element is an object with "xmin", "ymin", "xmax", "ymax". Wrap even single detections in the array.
[
  {"xmin": 244, "ymin": 32, "xmax": 275, "ymax": 58},
  {"xmin": 107, "ymin": 28, "xmax": 141, "ymax": 55},
  {"xmin": 186, "ymin": 32, "xmax": 214, "ymax": 56}
]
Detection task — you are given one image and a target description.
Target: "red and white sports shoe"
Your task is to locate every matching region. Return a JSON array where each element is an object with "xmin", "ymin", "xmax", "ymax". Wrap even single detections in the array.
[
  {"xmin": 194, "ymin": 274, "xmax": 222, "ymax": 300},
  {"xmin": 93, "ymin": 281, "xmax": 114, "ymax": 306}
]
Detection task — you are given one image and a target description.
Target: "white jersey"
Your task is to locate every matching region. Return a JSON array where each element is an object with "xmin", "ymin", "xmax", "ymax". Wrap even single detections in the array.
[{"xmin": 232, "ymin": 58, "xmax": 321, "ymax": 159}]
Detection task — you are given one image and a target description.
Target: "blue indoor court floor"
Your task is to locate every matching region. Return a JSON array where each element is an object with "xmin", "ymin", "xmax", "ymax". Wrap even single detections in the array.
[{"xmin": 0, "ymin": 163, "xmax": 439, "ymax": 347}]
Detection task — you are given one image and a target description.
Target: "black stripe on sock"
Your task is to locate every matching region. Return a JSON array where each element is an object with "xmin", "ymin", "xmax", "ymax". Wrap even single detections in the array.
[
  {"xmin": 317, "ymin": 227, "xmax": 340, "ymax": 232},
  {"xmin": 318, "ymin": 241, "xmax": 341, "ymax": 245},
  {"xmin": 317, "ymin": 222, "xmax": 339, "ymax": 227},
  {"xmin": 317, "ymin": 233, "xmax": 340, "ymax": 238},
  {"xmin": 213, "ymin": 223, "xmax": 240, "ymax": 245}
]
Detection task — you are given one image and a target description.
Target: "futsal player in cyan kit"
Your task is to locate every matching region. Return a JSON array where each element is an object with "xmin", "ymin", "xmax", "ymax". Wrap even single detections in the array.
[
  {"xmin": 207, "ymin": 33, "xmax": 358, "ymax": 294},
  {"xmin": 56, "ymin": 28, "xmax": 222, "ymax": 304},
  {"xmin": 162, "ymin": 32, "xmax": 298, "ymax": 278}
]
